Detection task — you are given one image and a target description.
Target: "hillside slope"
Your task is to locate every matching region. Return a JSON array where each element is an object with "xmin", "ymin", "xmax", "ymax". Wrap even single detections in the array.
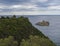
[{"xmin": 0, "ymin": 15, "xmax": 56, "ymax": 46}]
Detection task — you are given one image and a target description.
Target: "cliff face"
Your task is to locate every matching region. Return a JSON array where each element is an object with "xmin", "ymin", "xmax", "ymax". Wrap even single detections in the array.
[{"xmin": 0, "ymin": 16, "xmax": 56, "ymax": 46}]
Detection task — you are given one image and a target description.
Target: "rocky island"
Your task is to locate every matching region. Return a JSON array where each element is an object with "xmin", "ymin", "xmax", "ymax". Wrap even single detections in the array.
[{"xmin": 36, "ymin": 20, "xmax": 49, "ymax": 26}]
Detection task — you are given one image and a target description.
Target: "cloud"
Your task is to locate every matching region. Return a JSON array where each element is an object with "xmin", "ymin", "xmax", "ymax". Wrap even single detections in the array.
[
  {"xmin": 0, "ymin": 4, "xmax": 38, "ymax": 12},
  {"xmin": 0, "ymin": 0, "xmax": 30, "ymax": 5},
  {"xmin": 31, "ymin": 0, "xmax": 48, "ymax": 3},
  {"xmin": 0, "ymin": 0, "xmax": 60, "ymax": 15},
  {"xmin": 10, "ymin": 4, "xmax": 37, "ymax": 9},
  {"xmin": 48, "ymin": 5, "xmax": 60, "ymax": 10}
]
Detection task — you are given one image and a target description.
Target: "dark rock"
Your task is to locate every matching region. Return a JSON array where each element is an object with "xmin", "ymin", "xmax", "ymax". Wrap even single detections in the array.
[{"xmin": 36, "ymin": 20, "xmax": 49, "ymax": 26}]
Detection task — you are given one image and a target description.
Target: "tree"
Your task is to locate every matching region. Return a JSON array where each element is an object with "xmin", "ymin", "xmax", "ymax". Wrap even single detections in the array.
[
  {"xmin": 1, "ymin": 16, "xmax": 5, "ymax": 19},
  {"xmin": 6, "ymin": 16, "xmax": 9, "ymax": 19},
  {"xmin": 13, "ymin": 15, "xmax": 16, "ymax": 18},
  {"xmin": 0, "ymin": 16, "xmax": 56, "ymax": 46},
  {"xmin": 0, "ymin": 36, "xmax": 18, "ymax": 46},
  {"xmin": 20, "ymin": 35, "xmax": 56, "ymax": 46}
]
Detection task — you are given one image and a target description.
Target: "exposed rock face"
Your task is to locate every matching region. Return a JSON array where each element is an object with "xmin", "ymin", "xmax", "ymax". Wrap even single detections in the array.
[{"xmin": 36, "ymin": 20, "xmax": 49, "ymax": 26}]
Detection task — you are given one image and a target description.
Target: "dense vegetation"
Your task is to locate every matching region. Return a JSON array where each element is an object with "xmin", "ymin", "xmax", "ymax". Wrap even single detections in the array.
[
  {"xmin": 0, "ymin": 36, "xmax": 18, "ymax": 46},
  {"xmin": 21, "ymin": 35, "xmax": 55, "ymax": 46},
  {"xmin": 0, "ymin": 15, "xmax": 56, "ymax": 46}
]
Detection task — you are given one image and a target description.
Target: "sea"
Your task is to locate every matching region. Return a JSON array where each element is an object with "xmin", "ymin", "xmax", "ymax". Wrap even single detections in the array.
[
  {"xmin": 0, "ymin": 15, "xmax": 60, "ymax": 46},
  {"xmin": 27, "ymin": 15, "xmax": 60, "ymax": 46}
]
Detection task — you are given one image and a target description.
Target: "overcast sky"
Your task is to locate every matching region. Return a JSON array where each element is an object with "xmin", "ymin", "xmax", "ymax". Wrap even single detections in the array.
[{"xmin": 0, "ymin": 0, "xmax": 60, "ymax": 15}]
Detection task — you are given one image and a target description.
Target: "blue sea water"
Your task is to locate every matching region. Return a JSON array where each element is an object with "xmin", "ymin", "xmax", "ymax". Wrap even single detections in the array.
[{"xmin": 27, "ymin": 15, "xmax": 60, "ymax": 46}]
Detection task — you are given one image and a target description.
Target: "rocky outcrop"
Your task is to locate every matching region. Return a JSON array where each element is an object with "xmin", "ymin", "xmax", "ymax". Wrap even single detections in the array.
[{"xmin": 36, "ymin": 20, "xmax": 49, "ymax": 26}]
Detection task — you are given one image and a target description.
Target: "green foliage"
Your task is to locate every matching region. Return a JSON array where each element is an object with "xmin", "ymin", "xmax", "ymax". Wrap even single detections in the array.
[
  {"xmin": 0, "ymin": 15, "xmax": 56, "ymax": 46},
  {"xmin": 0, "ymin": 36, "xmax": 18, "ymax": 46},
  {"xmin": 20, "ymin": 35, "xmax": 56, "ymax": 46},
  {"xmin": 6, "ymin": 16, "xmax": 10, "ymax": 19},
  {"xmin": 0, "ymin": 16, "xmax": 45, "ymax": 39}
]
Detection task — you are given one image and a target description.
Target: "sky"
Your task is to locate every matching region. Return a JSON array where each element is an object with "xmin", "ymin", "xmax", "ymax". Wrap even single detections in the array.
[{"xmin": 0, "ymin": 0, "xmax": 60, "ymax": 15}]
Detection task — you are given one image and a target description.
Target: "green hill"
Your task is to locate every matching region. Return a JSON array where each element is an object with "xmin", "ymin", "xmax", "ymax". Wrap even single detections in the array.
[{"xmin": 0, "ymin": 15, "xmax": 56, "ymax": 46}]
